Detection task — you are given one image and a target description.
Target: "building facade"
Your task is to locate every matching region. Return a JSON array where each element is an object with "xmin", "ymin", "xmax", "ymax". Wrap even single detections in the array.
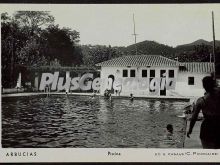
[{"xmin": 96, "ymin": 55, "xmax": 214, "ymax": 98}]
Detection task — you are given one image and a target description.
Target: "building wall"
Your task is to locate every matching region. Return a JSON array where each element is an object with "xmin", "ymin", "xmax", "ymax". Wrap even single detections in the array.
[
  {"xmin": 100, "ymin": 66, "xmax": 178, "ymax": 97},
  {"xmin": 175, "ymin": 72, "xmax": 211, "ymax": 97},
  {"xmin": 100, "ymin": 66, "xmax": 211, "ymax": 97}
]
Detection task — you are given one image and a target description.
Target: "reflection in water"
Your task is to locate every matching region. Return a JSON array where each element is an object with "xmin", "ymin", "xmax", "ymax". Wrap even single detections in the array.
[{"xmin": 2, "ymin": 95, "xmax": 188, "ymax": 148}]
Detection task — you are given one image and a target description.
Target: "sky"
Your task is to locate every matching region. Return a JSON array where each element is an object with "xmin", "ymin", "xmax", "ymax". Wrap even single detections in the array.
[{"xmin": 1, "ymin": 4, "xmax": 220, "ymax": 47}]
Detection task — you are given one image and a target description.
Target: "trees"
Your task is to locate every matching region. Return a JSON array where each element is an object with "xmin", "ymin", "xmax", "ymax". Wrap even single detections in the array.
[
  {"xmin": 14, "ymin": 11, "xmax": 54, "ymax": 36},
  {"xmin": 81, "ymin": 45, "xmax": 125, "ymax": 66},
  {"xmin": 1, "ymin": 13, "xmax": 29, "ymax": 87},
  {"xmin": 1, "ymin": 11, "xmax": 55, "ymax": 88},
  {"xmin": 13, "ymin": 11, "xmax": 55, "ymax": 67},
  {"xmin": 1, "ymin": 11, "xmax": 82, "ymax": 88},
  {"xmin": 41, "ymin": 25, "xmax": 82, "ymax": 66}
]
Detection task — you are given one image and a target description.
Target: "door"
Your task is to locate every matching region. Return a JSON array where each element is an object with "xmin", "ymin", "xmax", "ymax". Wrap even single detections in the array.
[
  {"xmin": 160, "ymin": 70, "xmax": 166, "ymax": 96},
  {"xmin": 108, "ymin": 75, "xmax": 115, "ymax": 94}
]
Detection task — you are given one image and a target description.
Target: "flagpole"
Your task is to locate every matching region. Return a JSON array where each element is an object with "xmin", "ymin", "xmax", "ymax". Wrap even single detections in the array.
[
  {"xmin": 212, "ymin": 11, "xmax": 216, "ymax": 80},
  {"xmin": 132, "ymin": 13, "xmax": 138, "ymax": 55}
]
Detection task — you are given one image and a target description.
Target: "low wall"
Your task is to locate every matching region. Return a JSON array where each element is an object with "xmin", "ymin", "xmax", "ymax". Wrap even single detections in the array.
[{"xmin": 2, "ymin": 88, "xmax": 24, "ymax": 94}]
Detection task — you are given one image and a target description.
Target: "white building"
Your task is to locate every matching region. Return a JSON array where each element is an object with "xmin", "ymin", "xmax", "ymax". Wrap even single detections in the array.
[{"xmin": 96, "ymin": 55, "xmax": 214, "ymax": 98}]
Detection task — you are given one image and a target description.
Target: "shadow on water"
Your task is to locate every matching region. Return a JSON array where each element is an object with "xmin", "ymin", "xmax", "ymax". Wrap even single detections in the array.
[{"xmin": 2, "ymin": 95, "xmax": 188, "ymax": 148}]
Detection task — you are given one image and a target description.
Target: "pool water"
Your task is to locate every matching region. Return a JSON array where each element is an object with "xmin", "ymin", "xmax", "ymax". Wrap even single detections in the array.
[{"xmin": 2, "ymin": 95, "xmax": 188, "ymax": 148}]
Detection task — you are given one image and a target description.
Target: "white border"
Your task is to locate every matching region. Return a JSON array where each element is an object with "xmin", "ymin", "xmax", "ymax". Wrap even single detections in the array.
[{"xmin": 1, "ymin": 3, "xmax": 220, "ymax": 163}]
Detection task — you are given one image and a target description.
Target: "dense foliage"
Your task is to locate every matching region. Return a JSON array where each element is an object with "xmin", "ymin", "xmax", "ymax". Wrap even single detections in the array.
[
  {"xmin": 1, "ymin": 12, "xmax": 82, "ymax": 88},
  {"xmin": 81, "ymin": 45, "xmax": 125, "ymax": 66}
]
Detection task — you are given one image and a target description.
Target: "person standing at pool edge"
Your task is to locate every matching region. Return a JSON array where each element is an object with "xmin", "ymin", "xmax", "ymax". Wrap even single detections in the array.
[{"xmin": 187, "ymin": 76, "xmax": 220, "ymax": 149}]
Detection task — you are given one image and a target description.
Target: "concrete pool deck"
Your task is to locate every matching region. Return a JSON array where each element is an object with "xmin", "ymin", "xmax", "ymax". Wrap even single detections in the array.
[
  {"xmin": 1, "ymin": 92, "xmax": 97, "ymax": 98},
  {"xmin": 184, "ymin": 120, "xmax": 202, "ymax": 148},
  {"xmin": 1, "ymin": 92, "xmax": 191, "ymax": 101}
]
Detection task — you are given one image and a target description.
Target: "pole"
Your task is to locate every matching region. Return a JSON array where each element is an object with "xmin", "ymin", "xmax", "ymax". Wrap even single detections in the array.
[
  {"xmin": 133, "ymin": 14, "xmax": 136, "ymax": 44},
  {"xmin": 176, "ymin": 57, "xmax": 179, "ymax": 66},
  {"xmin": 212, "ymin": 11, "xmax": 216, "ymax": 80},
  {"xmin": 10, "ymin": 27, "xmax": 14, "ymax": 88},
  {"xmin": 132, "ymin": 13, "xmax": 138, "ymax": 55}
]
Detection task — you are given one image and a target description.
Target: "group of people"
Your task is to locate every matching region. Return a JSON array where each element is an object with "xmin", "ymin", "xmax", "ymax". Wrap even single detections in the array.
[
  {"xmin": 104, "ymin": 89, "xmax": 134, "ymax": 102},
  {"xmin": 104, "ymin": 89, "xmax": 112, "ymax": 100}
]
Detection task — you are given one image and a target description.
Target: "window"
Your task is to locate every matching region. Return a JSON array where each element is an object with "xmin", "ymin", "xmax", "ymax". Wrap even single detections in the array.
[
  {"xmin": 142, "ymin": 70, "xmax": 147, "ymax": 77},
  {"xmin": 188, "ymin": 77, "xmax": 194, "ymax": 85},
  {"xmin": 130, "ymin": 69, "xmax": 136, "ymax": 77},
  {"xmin": 150, "ymin": 70, "xmax": 155, "ymax": 77},
  {"xmin": 123, "ymin": 70, "xmax": 128, "ymax": 77},
  {"xmin": 169, "ymin": 70, "xmax": 174, "ymax": 78},
  {"xmin": 160, "ymin": 70, "xmax": 166, "ymax": 77}
]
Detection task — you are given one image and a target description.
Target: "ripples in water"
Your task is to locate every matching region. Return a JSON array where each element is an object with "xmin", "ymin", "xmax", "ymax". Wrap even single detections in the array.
[{"xmin": 2, "ymin": 95, "xmax": 188, "ymax": 148}]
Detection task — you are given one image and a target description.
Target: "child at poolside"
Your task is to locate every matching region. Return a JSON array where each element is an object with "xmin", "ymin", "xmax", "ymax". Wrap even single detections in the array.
[
  {"xmin": 90, "ymin": 91, "xmax": 96, "ymax": 99},
  {"xmin": 115, "ymin": 90, "xmax": 118, "ymax": 96},
  {"xmin": 108, "ymin": 93, "xmax": 112, "ymax": 101}
]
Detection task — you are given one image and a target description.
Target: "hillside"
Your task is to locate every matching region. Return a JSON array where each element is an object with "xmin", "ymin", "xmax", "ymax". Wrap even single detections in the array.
[
  {"xmin": 122, "ymin": 39, "xmax": 220, "ymax": 62},
  {"xmin": 80, "ymin": 39, "xmax": 220, "ymax": 69},
  {"xmin": 176, "ymin": 39, "xmax": 220, "ymax": 48},
  {"xmin": 125, "ymin": 40, "xmax": 175, "ymax": 59},
  {"xmin": 176, "ymin": 39, "xmax": 210, "ymax": 48}
]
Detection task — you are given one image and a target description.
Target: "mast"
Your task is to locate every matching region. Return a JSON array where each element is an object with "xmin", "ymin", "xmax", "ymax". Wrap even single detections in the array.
[
  {"xmin": 212, "ymin": 11, "xmax": 216, "ymax": 80},
  {"xmin": 132, "ymin": 13, "xmax": 138, "ymax": 55}
]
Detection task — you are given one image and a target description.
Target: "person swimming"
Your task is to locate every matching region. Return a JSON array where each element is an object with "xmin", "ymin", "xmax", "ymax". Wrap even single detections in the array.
[
  {"xmin": 160, "ymin": 124, "xmax": 176, "ymax": 148},
  {"xmin": 130, "ymin": 93, "xmax": 134, "ymax": 101},
  {"xmin": 104, "ymin": 89, "xmax": 108, "ymax": 97},
  {"xmin": 104, "ymin": 89, "xmax": 112, "ymax": 100},
  {"xmin": 166, "ymin": 124, "xmax": 173, "ymax": 134},
  {"xmin": 90, "ymin": 91, "xmax": 96, "ymax": 100}
]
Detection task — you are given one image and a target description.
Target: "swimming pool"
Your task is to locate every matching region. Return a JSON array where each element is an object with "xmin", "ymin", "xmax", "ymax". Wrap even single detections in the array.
[{"xmin": 2, "ymin": 95, "xmax": 188, "ymax": 148}]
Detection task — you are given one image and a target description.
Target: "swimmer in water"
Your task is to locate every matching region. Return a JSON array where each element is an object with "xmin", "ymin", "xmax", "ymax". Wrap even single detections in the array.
[
  {"xmin": 130, "ymin": 93, "xmax": 134, "ymax": 101},
  {"xmin": 104, "ymin": 89, "xmax": 108, "ymax": 97},
  {"xmin": 160, "ymin": 124, "xmax": 175, "ymax": 148},
  {"xmin": 90, "ymin": 94, "xmax": 95, "ymax": 100},
  {"xmin": 65, "ymin": 89, "xmax": 69, "ymax": 96},
  {"xmin": 166, "ymin": 124, "xmax": 173, "ymax": 134}
]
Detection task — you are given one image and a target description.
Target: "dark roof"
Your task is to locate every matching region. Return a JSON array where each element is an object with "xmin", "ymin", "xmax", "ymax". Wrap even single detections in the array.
[
  {"xmin": 96, "ymin": 55, "xmax": 214, "ymax": 73},
  {"xmin": 96, "ymin": 55, "xmax": 179, "ymax": 67},
  {"xmin": 179, "ymin": 62, "xmax": 214, "ymax": 73}
]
